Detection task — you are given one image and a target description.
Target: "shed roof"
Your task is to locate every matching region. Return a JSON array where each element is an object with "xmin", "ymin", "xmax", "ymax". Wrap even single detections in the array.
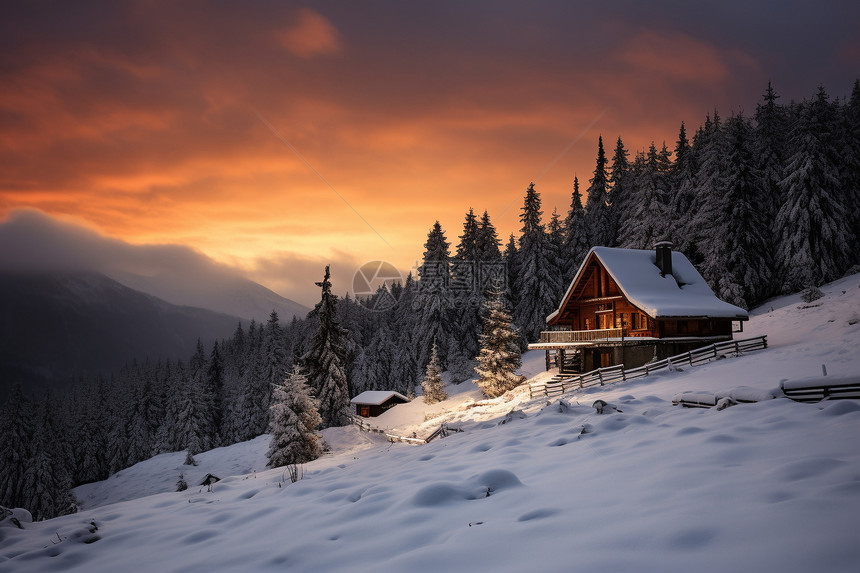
[
  {"xmin": 547, "ymin": 247, "xmax": 749, "ymax": 323},
  {"xmin": 350, "ymin": 391, "xmax": 409, "ymax": 406}
]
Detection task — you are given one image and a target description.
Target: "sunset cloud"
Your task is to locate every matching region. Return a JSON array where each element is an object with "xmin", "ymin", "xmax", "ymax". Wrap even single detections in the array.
[
  {"xmin": 0, "ymin": 1, "xmax": 857, "ymax": 302},
  {"xmin": 278, "ymin": 8, "xmax": 342, "ymax": 58}
]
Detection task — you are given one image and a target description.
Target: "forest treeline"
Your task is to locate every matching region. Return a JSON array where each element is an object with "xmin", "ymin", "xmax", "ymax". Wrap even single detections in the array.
[{"xmin": 2, "ymin": 81, "xmax": 859, "ymax": 520}]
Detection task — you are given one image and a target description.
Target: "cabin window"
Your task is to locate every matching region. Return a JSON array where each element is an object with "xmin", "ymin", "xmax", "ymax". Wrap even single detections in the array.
[
  {"xmin": 598, "ymin": 314, "xmax": 612, "ymax": 329},
  {"xmin": 631, "ymin": 312, "xmax": 648, "ymax": 330}
]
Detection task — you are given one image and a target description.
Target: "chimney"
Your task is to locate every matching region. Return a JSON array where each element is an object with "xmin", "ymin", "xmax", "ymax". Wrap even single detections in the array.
[{"xmin": 655, "ymin": 241, "xmax": 673, "ymax": 277}]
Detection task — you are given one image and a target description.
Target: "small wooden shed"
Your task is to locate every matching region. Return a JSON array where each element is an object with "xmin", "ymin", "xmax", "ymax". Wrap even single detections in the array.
[{"xmin": 350, "ymin": 391, "xmax": 409, "ymax": 417}]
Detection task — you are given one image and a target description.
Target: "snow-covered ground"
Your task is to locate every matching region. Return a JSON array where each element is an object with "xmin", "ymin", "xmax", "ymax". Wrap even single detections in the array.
[{"xmin": 2, "ymin": 274, "xmax": 860, "ymax": 572}]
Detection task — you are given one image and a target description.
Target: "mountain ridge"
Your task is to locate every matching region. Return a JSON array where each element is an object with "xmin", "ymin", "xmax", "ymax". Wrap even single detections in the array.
[{"xmin": 0, "ymin": 270, "xmax": 251, "ymax": 398}]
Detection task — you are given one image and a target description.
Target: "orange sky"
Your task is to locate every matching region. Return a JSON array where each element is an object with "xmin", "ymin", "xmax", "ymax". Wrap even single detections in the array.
[{"xmin": 1, "ymin": 2, "xmax": 858, "ymax": 305}]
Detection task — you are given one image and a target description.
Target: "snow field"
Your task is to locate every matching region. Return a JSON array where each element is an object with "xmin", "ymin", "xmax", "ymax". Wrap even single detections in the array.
[{"xmin": 2, "ymin": 274, "xmax": 860, "ymax": 572}]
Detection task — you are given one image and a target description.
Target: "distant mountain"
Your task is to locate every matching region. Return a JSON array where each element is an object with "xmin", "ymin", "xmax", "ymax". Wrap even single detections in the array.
[
  {"xmin": 106, "ymin": 269, "xmax": 309, "ymax": 324},
  {"xmin": 0, "ymin": 209, "xmax": 310, "ymax": 324},
  {"xmin": 0, "ymin": 271, "xmax": 246, "ymax": 398}
]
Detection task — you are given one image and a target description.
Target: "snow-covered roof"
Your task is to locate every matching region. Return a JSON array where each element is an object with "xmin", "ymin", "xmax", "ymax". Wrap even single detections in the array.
[
  {"xmin": 350, "ymin": 391, "xmax": 409, "ymax": 405},
  {"xmin": 547, "ymin": 247, "xmax": 749, "ymax": 322}
]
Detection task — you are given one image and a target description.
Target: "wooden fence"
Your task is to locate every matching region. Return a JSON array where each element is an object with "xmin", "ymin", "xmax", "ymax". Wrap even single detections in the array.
[
  {"xmin": 352, "ymin": 416, "xmax": 462, "ymax": 444},
  {"xmin": 528, "ymin": 335, "xmax": 768, "ymax": 399}
]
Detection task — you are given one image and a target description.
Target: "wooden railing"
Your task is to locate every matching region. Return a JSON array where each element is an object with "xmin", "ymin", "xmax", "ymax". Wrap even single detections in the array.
[
  {"xmin": 528, "ymin": 335, "xmax": 768, "ymax": 399},
  {"xmin": 539, "ymin": 328, "xmax": 624, "ymax": 344},
  {"xmin": 351, "ymin": 416, "xmax": 462, "ymax": 444}
]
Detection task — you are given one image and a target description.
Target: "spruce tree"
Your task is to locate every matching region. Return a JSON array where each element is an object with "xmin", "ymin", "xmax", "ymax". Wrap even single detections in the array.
[
  {"xmin": 267, "ymin": 366, "xmax": 323, "ymax": 468},
  {"xmin": 700, "ymin": 113, "xmax": 772, "ymax": 308},
  {"xmin": 22, "ymin": 395, "xmax": 76, "ymax": 520},
  {"xmin": 754, "ymin": 82, "xmax": 788, "ymax": 245},
  {"xmin": 302, "ymin": 266, "xmax": 351, "ymax": 428},
  {"xmin": 608, "ymin": 137, "xmax": 631, "ymax": 246},
  {"xmin": 620, "ymin": 144, "xmax": 670, "ymax": 249},
  {"xmin": 475, "ymin": 210, "xmax": 502, "ymax": 264},
  {"xmin": 669, "ymin": 121, "xmax": 699, "ymax": 250},
  {"xmin": 421, "ymin": 341, "xmax": 448, "ymax": 403},
  {"xmin": 547, "ymin": 207, "xmax": 566, "ymax": 302},
  {"xmin": 841, "ymin": 79, "xmax": 860, "ymax": 265},
  {"xmin": 503, "ymin": 233, "xmax": 519, "ymax": 310},
  {"xmin": 584, "ymin": 135, "xmax": 614, "ymax": 246},
  {"xmin": 452, "ymin": 208, "xmax": 482, "ymax": 359},
  {"xmin": 416, "ymin": 221, "xmax": 454, "ymax": 369},
  {"xmin": 206, "ymin": 341, "xmax": 225, "ymax": 445},
  {"xmin": 562, "ymin": 175, "xmax": 589, "ymax": 285},
  {"xmin": 0, "ymin": 386, "xmax": 34, "ymax": 509},
  {"xmin": 775, "ymin": 86, "xmax": 854, "ymax": 291},
  {"xmin": 475, "ymin": 290, "xmax": 526, "ymax": 398},
  {"xmin": 513, "ymin": 183, "xmax": 560, "ymax": 343}
]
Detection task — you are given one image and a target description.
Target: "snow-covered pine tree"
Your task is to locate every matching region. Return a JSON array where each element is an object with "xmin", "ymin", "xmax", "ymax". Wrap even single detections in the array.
[
  {"xmin": 620, "ymin": 143, "xmax": 671, "ymax": 249},
  {"xmin": 70, "ymin": 382, "xmax": 106, "ymax": 483},
  {"xmin": 562, "ymin": 175, "xmax": 589, "ymax": 286},
  {"xmin": 206, "ymin": 341, "xmax": 225, "ymax": 446},
  {"xmin": 682, "ymin": 112, "xmax": 723, "ymax": 262},
  {"xmin": 302, "ymin": 266, "xmax": 351, "ymax": 428},
  {"xmin": 236, "ymin": 329, "xmax": 270, "ymax": 441},
  {"xmin": 608, "ymin": 137, "xmax": 630, "ymax": 247},
  {"xmin": 259, "ymin": 311, "xmax": 289, "ymax": 429},
  {"xmin": 188, "ymin": 340, "xmax": 216, "ymax": 452},
  {"xmin": 775, "ymin": 86, "xmax": 854, "ymax": 291},
  {"xmin": 475, "ymin": 290, "xmax": 526, "ymax": 398},
  {"xmin": 421, "ymin": 341, "xmax": 448, "ymax": 403},
  {"xmin": 546, "ymin": 207, "xmax": 566, "ymax": 302},
  {"xmin": 452, "ymin": 208, "xmax": 482, "ymax": 359},
  {"xmin": 584, "ymin": 135, "xmax": 614, "ymax": 247},
  {"xmin": 392, "ymin": 272, "xmax": 421, "ymax": 394},
  {"xmin": 475, "ymin": 210, "xmax": 502, "ymax": 265},
  {"xmin": 705, "ymin": 113, "xmax": 772, "ymax": 308},
  {"xmin": 668, "ymin": 121, "xmax": 698, "ymax": 250},
  {"xmin": 840, "ymin": 80, "xmax": 860, "ymax": 265},
  {"xmin": 104, "ymin": 375, "xmax": 131, "ymax": 474},
  {"xmin": 267, "ymin": 366, "xmax": 323, "ymax": 468},
  {"xmin": 503, "ymin": 233, "xmax": 519, "ymax": 311},
  {"xmin": 416, "ymin": 221, "xmax": 454, "ymax": 370},
  {"xmin": 170, "ymin": 361, "xmax": 205, "ymax": 455},
  {"xmin": 513, "ymin": 183, "xmax": 561, "ymax": 343},
  {"xmin": 0, "ymin": 386, "xmax": 34, "ymax": 509},
  {"xmin": 21, "ymin": 394, "xmax": 76, "ymax": 520},
  {"xmin": 446, "ymin": 338, "xmax": 476, "ymax": 384},
  {"xmin": 754, "ymin": 82, "xmax": 788, "ymax": 272},
  {"xmin": 125, "ymin": 382, "xmax": 152, "ymax": 467}
]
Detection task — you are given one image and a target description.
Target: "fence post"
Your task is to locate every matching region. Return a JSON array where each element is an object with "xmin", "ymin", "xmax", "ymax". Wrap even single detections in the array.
[{"xmin": 735, "ymin": 340, "xmax": 740, "ymax": 355}]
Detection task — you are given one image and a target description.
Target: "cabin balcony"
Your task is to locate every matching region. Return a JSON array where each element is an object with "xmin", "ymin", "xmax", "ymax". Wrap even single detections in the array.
[{"xmin": 537, "ymin": 327, "xmax": 625, "ymax": 344}]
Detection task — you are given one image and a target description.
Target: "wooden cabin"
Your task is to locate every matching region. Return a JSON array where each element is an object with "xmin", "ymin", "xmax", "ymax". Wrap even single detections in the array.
[
  {"xmin": 350, "ymin": 391, "xmax": 409, "ymax": 418},
  {"xmin": 529, "ymin": 243, "xmax": 749, "ymax": 373}
]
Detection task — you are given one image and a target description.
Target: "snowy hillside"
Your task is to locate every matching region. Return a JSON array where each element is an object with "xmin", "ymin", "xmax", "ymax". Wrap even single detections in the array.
[{"xmin": 2, "ymin": 275, "xmax": 859, "ymax": 572}]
